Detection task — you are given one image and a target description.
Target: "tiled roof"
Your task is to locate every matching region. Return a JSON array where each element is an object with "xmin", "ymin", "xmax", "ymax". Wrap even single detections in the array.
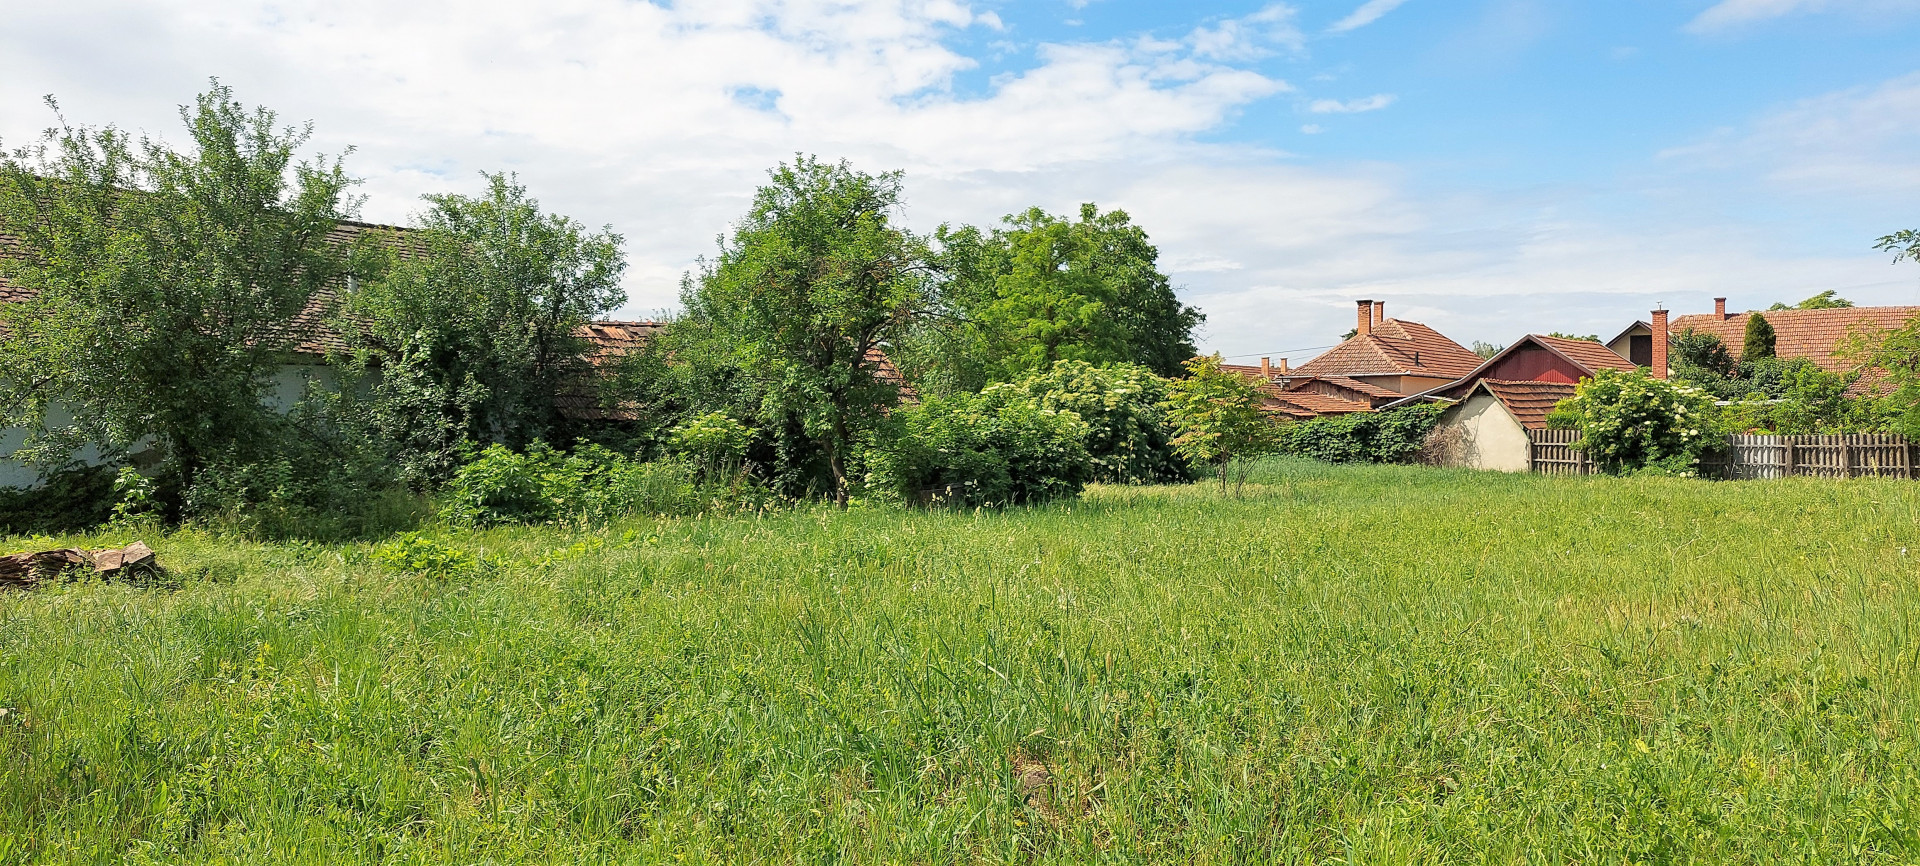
[
  {"xmin": 1263, "ymin": 389, "xmax": 1373, "ymax": 420},
  {"xmin": 1477, "ymin": 379, "xmax": 1576, "ymax": 430},
  {"xmin": 1221, "ymin": 363, "xmax": 1278, "ymax": 385},
  {"xmin": 1671, "ymin": 307, "xmax": 1920, "ymax": 372},
  {"xmin": 1313, "ymin": 375, "xmax": 1404, "ymax": 399},
  {"xmin": 1530, "ymin": 335, "xmax": 1637, "ymax": 373},
  {"xmin": 1291, "ymin": 318, "xmax": 1483, "ymax": 381}
]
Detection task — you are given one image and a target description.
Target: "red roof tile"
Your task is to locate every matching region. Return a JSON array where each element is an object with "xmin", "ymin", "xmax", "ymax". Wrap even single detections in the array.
[
  {"xmin": 1291, "ymin": 318, "xmax": 1483, "ymax": 382},
  {"xmin": 1475, "ymin": 379, "xmax": 1576, "ymax": 430},
  {"xmin": 1264, "ymin": 390, "xmax": 1372, "ymax": 419},
  {"xmin": 1529, "ymin": 335, "xmax": 1637, "ymax": 373},
  {"xmin": 1671, "ymin": 307, "xmax": 1920, "ymax": 373}
]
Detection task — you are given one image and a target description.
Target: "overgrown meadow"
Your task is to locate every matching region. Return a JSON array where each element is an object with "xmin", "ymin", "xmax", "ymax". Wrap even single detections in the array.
[{"xmin": 4, "ymin": 459, "xmax": 1919, "ymax": 863}]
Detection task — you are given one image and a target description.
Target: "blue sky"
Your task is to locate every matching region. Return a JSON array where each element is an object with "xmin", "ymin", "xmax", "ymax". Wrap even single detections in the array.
[{"xmin": 2, "ymin": 0, "xmax": 1918, "ymax": 359}]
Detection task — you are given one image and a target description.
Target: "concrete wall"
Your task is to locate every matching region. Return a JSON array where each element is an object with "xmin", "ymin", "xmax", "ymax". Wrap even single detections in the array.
[
  {"xmin": 1436, "ymin": 393, "xmax": 1531, "ymax": 472},
  {"xmin": 0, "ymin": 361, "xmax": 336, "ymax": 489}
]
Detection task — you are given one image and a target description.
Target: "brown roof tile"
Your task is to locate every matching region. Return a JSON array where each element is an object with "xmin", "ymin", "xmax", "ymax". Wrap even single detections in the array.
[
  {"xmin": 1671, "ymin": 306, "xmax": 1920, "ymax": 373},
  {"xmin": 1477, "ymin": 379, "xmax": 1576, "ymax": 430},
  {"xmin": 1292, "ymin": 318, "xmax": 1483, "ymax": 382},
  {"xmin": 1530, "ymin": 335, "xmax": 1637, "ymax": 373},
  {"xmin": 1264, "ymin": 389, "xmax": 1373, "ymax": 420}
]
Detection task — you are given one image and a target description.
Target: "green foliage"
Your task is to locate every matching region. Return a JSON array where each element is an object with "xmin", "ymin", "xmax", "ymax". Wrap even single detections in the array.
[
  {"xmin": 0, "ymin": 83, "xmax": 358, "ymax": 514},
  {"xmin": 982, "ymin": 360, "xmax": 1191, "ymax": 484},
  {"xmin": 1840, "ymin": 310, "xmax": 1920, "ymax": 438},
  {"xmin": 1471, "ymin": 340, "xmax": 1505, "ymax": 359},
  {"xmin": 904, "ymin": 204, "xmax": 1202, "ymax": 392},
  {"xmin": 1548, "ymin": 332, "xmax": 1600, "ymax": 342},
  {"xmin": 675, "ymin": 157, "xmax": 925, "ymax": 504},
  {"xmin": 1877, "ymin": 228, "xmax": 1920, "ymax": 264},
  {"xmin": 667, "ymin": 411, "xmax": 753, "ymax": 481},
  {"xmin": 1162, "ymin": 355, "xmax": 1281, "ymax": 491},
  {"xmin": 442, "ymin": 442, "xmax": 703, "ymax": 526},
  {"xmin": 1742, "ymin": 313, "xmax": 1776, "ymax": 361},
  {"xmin": 1277, "ymin": 403, "xmax": 1447, "ymax": 465},
  {"xmin": 865, "ymin": 391, "xmax": 1092, "ymax": 507},
  {"xmin": 338, "ymin": 173, "xmax": 626, "ymax": 485},
  {"xmin": 0, "ymin": 465, "xmax": 115, "ymax": 534},
  {"xmin": 1549, "ymin": 369, "xmax": 1719, "ymax": 475},
  {"xmin": 373, "ymin": 531, "xmax": 477, "ymax": 580},
  {"xmin": 1671, "ymin": 329, "xmax": 1736, "ymax": 381},
  {"xmin": 1769, "ymin": 290, "xmax": 1853, "ymax": 310}
]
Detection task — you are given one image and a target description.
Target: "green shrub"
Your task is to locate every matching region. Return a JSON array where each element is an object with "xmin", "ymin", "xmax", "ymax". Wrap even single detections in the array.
[
  {"xmin": 1547, "ymin": 369, "xmax": 1719, "ymax": 476},
  {"xmin": 373, "ymin": 532, "xmax": 476, "ymax": 580},
  {"xmin": 443, "ymin": 442, "xmax": 700, "ymax": 525},
  {"xmin": 984, "ymin": 360, "xmax": 1192, "ymax": 484},
  {"xmin": 1162, "ymin": 355, "xmax": 1283, "ymax": 491},
  {"xmin": 865, "ymin": 392, "xmax": 1092, "ymax": 507},
  {"xmin": 667, "ymin": 411, "xmax": 753, "ymax": 481},
  {"xmin": 0, "ymin": 465, "xmax": 116, "ymax": 534},
  {"xmin": 1278, "ymin": 404, "xmax": 1446, "ymax": 465}
]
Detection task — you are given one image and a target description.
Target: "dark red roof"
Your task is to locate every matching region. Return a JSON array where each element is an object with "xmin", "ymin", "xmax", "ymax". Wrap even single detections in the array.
[{"xmin": 1291, "ymin": 318, "xmax": 1483, "ymax": 381}]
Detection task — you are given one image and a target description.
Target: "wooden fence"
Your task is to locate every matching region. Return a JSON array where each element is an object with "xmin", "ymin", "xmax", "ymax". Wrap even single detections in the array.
[{"xmin": 1528, "ymin": 430, "xmax": 1919, "ymax": 479}]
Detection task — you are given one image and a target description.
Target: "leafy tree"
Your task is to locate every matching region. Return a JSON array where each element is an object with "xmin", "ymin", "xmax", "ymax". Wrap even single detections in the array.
[
  {"xmin": 338, "ymin": 173, "xmax": 625, "ymax": 485},
  {"xmin": 1548, "ymin": 332, "xmax": 1600, "ymax": 342},
  {"xmin": 1547, "ymin": 369, "xmax": 1719, "ymax": 476},
  {"xmin": 1874, "ymin": 229, "xmax": 1919, "ymax": 264},
  {"xmin": 0, "ymin": 84, "xmax": 358, "ymax": 511},
  {"xmin": 677, "ymin": 156, "xmax": 927, "ymax": 505},
  {"xmin": 1471, "ymin": 341, "xmax": 1505, "ymax": 359},
  {"xmin": 905, "ymin": 204, "xmax": 1201, "ymax": 391},
  {"xmin": 1742, "ymin": 313, "xmax": 1776, "ymax": 361},
  {"xmin": 983, "ymin": 360, "xmax": 1190, "ymax": 484},
  {"xmin": 1163, "ymin": 354, "xmax": 1281, "ymax": 493},
  {"xmin": 1769, "ymin": 290, "xmax": 1852, "ymax": 310},
  {"xmin": 1672, "ymin": 329, "xmax": 1736, "ymax": 378}
]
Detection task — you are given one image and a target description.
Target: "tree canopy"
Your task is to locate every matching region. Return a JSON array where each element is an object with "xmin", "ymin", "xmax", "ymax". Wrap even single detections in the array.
[
  {"xmin": 905, "ymin": 204, "xmax": 1201, "ymax": 393},
  {"xmin": 672, "ymin": 156, "xmax": 927, "ymax": 504},
  {"xmin": 1743, "ymin": 312, "xmax": 1777, "ymax": 361},
  {"xmin": 1769, "ymin": 290, "xmax": 1853, "ymax": 311},
  {"xmin": 0, "ymin": 83, "xmax": 357, "ymax": 510}
]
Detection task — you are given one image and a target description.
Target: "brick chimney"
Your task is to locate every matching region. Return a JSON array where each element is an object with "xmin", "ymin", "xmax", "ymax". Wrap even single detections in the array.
[
  {"xmin": 1277, "ymin": 358, "xmax": 1289, "ymax": 374},
  {"xmin": 1356, "ymin": 300, "xmax": 1373, "ymax": 337},
  {"xmin": 1373, "ymin": 301, "xmax": 1385, "ymax": 326},
  {"xmin": 1260, "ymin": 357, "xmax": 1271, "ymax": 377},
  {"xmin": 1650, "ymin": 307, "xmax": 1669, "ymax": 379},
  {"xmin": 1715, "ymin": 297, "xmax": 1727, "ymax": 321}
]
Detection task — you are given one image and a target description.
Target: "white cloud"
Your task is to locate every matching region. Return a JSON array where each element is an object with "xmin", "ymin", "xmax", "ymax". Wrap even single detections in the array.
[
  {"xmin": 1187, "ymin": 4, "xmax": 1305, "ymax": 61},
  {"xmin": 1328, "ymin": 0, "xmax": 1412, "ymax": 33},
  {"xmin": 1685, "ymin": 0, "xmax": 1920, "ymax": 32},
  {"xmin": 1308, "ymin": 94, "xmax": 1395, "ymax": 113},
  {"xmin": 1300, "ymin": 123, "xmax": 1325, "ymax": 134},
  {"xmin": 1659, "ymin": 72, "xmax": 1920, "ymax": 196}
]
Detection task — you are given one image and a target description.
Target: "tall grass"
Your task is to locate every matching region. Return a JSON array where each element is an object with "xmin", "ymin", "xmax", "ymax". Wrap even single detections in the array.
[{"xmin": 2, "ymin": 458, "xmax": 1918, "ymax": 862}]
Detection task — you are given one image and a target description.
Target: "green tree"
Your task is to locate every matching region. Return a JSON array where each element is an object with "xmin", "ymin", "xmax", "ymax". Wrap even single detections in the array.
[
  {"xmin": 983, "ymin": 360, "xmax": 1190, "ymax": 484},
  {"xmin": 1874, "ymin": 229, "xmax": 1919, "ymax": 264},
  {"xmin": 906, "ymin": 204, "xmax": 1201, "ymax": 391},
  {"xmin": 677, "ymin": 156, "xmax": 927, "ymax": 505},
  {"xmin": 1742, "ymin": 313, "xmax": 1776, "ymax": 361},
  {"xmin": 338, "ymin": 173, "xmax": 626, "ymax": 484},
  {"xmin": 1548, "ymin": 332, "xmax": 1601, "ymax": 342},
  {"xmin": 0, "ymin": 84, "xmax": 357, "ymax": 509},
  {"xmin": 1163, "ymin": 354, "xmax": 1281, "ymax": 493},
  {"xmin": 1769, "ymin": 290, "xmax": 1853, "ymax": 310},
  {"xmin": 1471, "ymin": 341, "xmax": 1505, "ymax": 359}
]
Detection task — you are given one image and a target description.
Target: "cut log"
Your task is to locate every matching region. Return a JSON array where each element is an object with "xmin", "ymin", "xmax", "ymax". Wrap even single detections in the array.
[{"xmin": 0, "ymin": 542, "xmax": 162, "ymax": 589}]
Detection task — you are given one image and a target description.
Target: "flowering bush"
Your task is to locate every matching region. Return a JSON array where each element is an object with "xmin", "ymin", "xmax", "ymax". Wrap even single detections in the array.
[{"xmin": 1547, "ymin": 369, "xmax": 1721, "ymax": 476}]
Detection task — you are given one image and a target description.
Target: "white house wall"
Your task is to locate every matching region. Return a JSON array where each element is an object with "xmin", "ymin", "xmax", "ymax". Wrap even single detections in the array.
[
  {"xmin": 0, "ymin": 361, "xmax": 338, "ymax": 489},
  {"xmin": 1438, "ymin": 393, "xmax": 1532, "ymax": 473}
]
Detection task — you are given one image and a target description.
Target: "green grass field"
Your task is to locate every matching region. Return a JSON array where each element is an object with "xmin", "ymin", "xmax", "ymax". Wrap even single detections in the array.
[{"xmin": 4, "ymin": 459, "xmax": 1920, "ymax": 863}]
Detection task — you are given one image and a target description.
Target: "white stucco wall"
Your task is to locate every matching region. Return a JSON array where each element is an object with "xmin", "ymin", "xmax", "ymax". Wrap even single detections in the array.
[
  {"xmin": 1438, "ymin": 393, "xmax": 1532, "ymax": 472},
  {"xmin": 1, "ymin": 361, "xmax": 336, "ymax": 489}
]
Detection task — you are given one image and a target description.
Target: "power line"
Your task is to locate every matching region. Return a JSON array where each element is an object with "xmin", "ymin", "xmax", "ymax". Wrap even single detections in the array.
[{"xmin": 1221, "ymin": 343, "xmax": 1338, "ymax": 360}]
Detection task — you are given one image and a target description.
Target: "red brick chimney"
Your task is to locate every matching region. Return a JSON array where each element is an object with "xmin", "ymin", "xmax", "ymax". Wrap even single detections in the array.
[
  {"xmin": 1277, "ymin": 357, "xmax": 1289, "ymax": 374},
  {"xmin": 1650, "ymin": 308, "xmax": 1669, "ymax": 379},
  {"xmin": 1373, "ymin": 301, "xmax": 1385, "ymax": 326},
  {"xmin": 1357, "ymin": 300, "xmax": 1373, "ymax": 337},
  {"xmin": 1715, "ymin": 297, "xmax": 1727, "ymax": 321},
  {"xmin": 1260, "ymin": 357, "xmax": 1271, "ymax": 377}
]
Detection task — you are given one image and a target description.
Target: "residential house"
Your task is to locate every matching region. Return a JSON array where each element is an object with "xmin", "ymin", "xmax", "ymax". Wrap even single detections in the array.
[
  {"xmin": 1386, "ymin": 334, "xmax": 1637, "ymax": 472},
  {"xmin": 1226, "ymin": 299, "xmax": 1483, "ymax": 420},
  {"xmin": 1667, "ymin": 297, "xmax": 1920, "ymax": 395}
]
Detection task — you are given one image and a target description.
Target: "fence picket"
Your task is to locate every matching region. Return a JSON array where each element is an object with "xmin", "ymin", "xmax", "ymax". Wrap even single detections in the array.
[{"xmin": 1527, "ymin": 431, "xmax": 1920, "ymax": 480}]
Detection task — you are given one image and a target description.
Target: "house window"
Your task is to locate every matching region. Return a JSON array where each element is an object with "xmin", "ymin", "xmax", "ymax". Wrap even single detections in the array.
[{"xmin": 1629, "ymin": 335, "xmax": 1652, "ymax": 367}]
